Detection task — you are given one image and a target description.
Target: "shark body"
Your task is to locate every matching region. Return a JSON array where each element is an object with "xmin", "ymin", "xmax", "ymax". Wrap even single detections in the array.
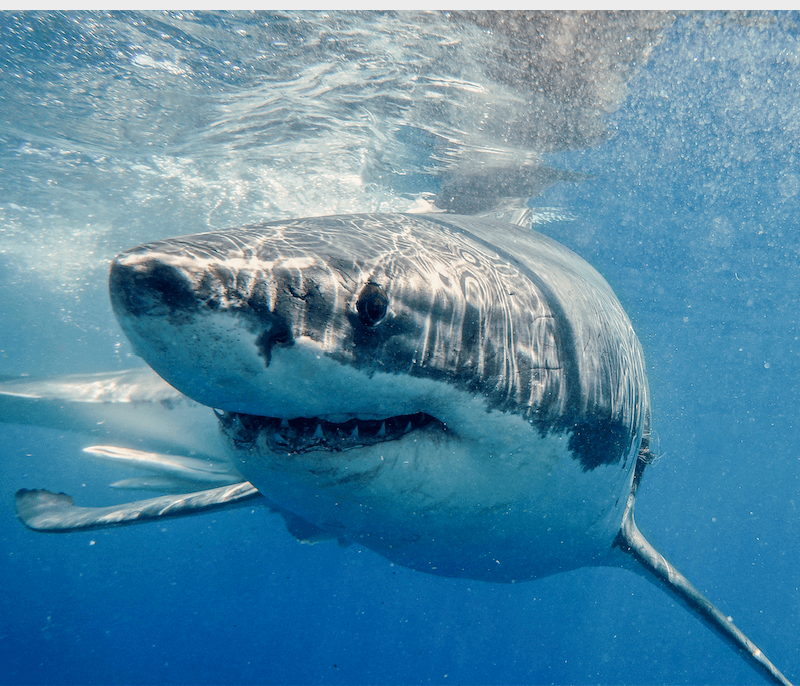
[{"xmin": 7, "ymin": 214, "xmax": 791, "ymax": 684}]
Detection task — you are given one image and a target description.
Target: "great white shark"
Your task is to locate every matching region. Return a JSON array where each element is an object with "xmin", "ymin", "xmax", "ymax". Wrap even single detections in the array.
[{"xmin": 5, "ymin": 213, "xmax": 791, "ymax": 685}]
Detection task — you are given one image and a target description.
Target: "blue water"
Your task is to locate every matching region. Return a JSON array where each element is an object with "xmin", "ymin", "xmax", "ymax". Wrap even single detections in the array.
[{"xmin": 2, "ymin": 11, "xmax": 799, "ymax": 685}]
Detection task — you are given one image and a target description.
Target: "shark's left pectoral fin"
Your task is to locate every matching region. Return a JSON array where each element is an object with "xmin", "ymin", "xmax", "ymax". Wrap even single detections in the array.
[
  {"xmin": 615, "ymin": 491, "xmax": 792, "ymax": 686},
  {"xmin": 15, "ymin": 482, "xmax": 260, "ymax": 532}
]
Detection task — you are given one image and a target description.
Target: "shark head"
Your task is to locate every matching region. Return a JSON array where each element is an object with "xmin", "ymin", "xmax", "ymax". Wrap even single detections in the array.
[{"xmin": 109, "ymin": 213, "xmax": 650, "ymax": 582}]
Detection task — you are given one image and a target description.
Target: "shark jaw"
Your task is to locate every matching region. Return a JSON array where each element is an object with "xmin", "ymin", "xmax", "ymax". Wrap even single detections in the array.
[
  {"xmin": 187, "ymin": 335, "xmax": 634, "ymax": 584},
  {"xmin": 218, "ymin": 408, "xmax": 442, "ymax": 455},
  {"xmin": 219, "ymin": 409, "xmax": 633, "ymax": 583}
]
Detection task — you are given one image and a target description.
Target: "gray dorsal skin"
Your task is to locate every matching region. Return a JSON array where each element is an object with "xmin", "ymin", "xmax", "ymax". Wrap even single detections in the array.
[{"xmin": 10, "ymin": 213, "xmax": 792, "ymax": 685}]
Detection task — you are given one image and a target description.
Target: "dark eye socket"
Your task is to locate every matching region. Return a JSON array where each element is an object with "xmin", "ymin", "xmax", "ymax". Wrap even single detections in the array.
[{"xmin": 356, "ymin": 283, "xmax": 389, "ymax": 327}]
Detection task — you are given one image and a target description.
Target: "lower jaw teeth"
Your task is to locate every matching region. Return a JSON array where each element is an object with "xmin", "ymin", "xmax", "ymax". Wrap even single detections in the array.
[{"xmin": 219, "ymin": 411, "xmax": 440, "ymax": 454}]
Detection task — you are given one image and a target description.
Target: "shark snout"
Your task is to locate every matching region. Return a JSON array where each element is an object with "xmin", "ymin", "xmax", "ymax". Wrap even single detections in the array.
[{"xmin": 109, "ymin": 256, "xmax": 200, "ymax": 321}]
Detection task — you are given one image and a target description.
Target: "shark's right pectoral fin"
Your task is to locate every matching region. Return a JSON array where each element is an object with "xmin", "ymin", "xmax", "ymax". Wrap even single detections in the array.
[
  {"xmin": 15, "ymin": 482, "xmax": 260, "ymax": 532},
  {"xmin": 615, "ymin": 491, "xmax": 793, "ymax": 686}
]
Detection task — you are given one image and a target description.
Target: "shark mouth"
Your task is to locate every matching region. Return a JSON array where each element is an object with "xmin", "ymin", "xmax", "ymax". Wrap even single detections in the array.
[{"xmin": 216, "ymin": 410, "xmax": 446, "ymax": 455}]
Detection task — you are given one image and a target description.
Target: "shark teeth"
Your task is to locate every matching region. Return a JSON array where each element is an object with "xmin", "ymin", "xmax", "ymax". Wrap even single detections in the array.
[{"xmin": 219, "ymin": 411, "xmax": 444, "ymax": 454}]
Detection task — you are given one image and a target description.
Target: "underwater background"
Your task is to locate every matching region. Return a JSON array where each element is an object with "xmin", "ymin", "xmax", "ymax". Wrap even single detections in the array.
[{"xmin": 1, "ymin": 11, "xmax": 799, "ymax": 685}]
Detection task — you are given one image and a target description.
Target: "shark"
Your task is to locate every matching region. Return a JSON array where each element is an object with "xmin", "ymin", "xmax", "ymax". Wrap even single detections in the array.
[{"xmin": 5, "ymin": 213, "xmax": 791, "ymax": 685}]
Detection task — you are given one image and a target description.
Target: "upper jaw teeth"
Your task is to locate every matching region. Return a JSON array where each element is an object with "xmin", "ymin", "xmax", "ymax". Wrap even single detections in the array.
[
  {"xmin": 218, "ymin": 410, "xmax": 442, "ymax": 455},
  {"xmin": 317, "ymin": 413, "xmax": 360, "ymax": 423}
]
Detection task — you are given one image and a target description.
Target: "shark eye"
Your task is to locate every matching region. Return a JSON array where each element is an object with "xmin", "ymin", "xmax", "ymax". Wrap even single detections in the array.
[{"xmin": 356, "ymin": 283, "xmax": 388, "ymax": 327}]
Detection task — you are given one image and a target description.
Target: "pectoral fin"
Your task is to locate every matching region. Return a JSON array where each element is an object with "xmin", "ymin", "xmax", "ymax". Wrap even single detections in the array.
[
  {"xmin": 615, "ymin": 491, "xmax": 792, "ymax": 686},
  {"xmin": 15, "ymin": 482, "xmax": 260, "ymax": 532},
  {"xmin": 83, "ymin": 444, "xmax": 244, "ymax": 492}
]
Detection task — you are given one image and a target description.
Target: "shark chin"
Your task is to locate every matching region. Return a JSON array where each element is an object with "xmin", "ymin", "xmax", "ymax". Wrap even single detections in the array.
[
  {"xmin": 215, "ymin": 397, "xmax": 629, "ymax": 583},
  {"xmin": 9, "ymin": 212, "xmax": 792, "ymax": 685}
]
